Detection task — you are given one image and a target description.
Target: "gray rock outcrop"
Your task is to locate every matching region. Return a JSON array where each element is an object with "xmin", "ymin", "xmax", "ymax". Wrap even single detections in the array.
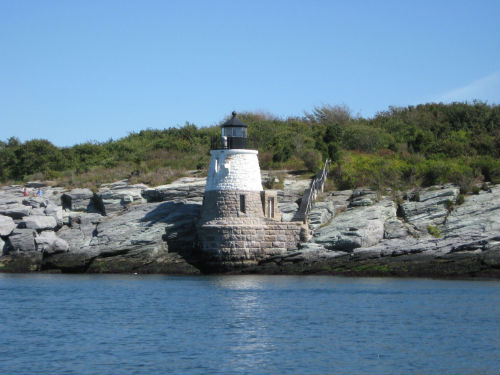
[
  {"xmin": 0, "ymin": 215, "xmax": 16, "ymax": 236},
  {"xmin": 142, "ymin": 177, "xmax": 206, "ymax": 203},
  {"xmin": 20, "ymin": 215, "xmax": 58, "ymax": 230},
  {"xmin": 57, "ymin": 212, "xmax": 104, "ymax": 253},
  {"xmin": 312, "ymin": 197, "xmax": 396, "ymax": 251},
  {"xmin": 0, "ymin": 202, "xmax": 32, "ymax": 219},
  {"xmin": 383, "ymin": 219, "xmax": 410, "ymax": 239},
  {"xmin": 400, "ymin": 186, "xmax": 459, "ymax": 231},
  {"xmin": 96, "ymin": 181, "xmax": 148, "ymax": 215},
  {"xmin": 88, "ymin": 201, "xmax": 197, "ymax": 256},
  {"xmin": 45, "ymin": 203, "xmax": 64, "ymax": 227},
  {"xmin": 61, "ymin": 189, "xmax": 96, "ymax": 212},
  {"xmin": 443, "ymin": 186, "xmax": 500, "ymax": 235},
  {"xmin": 0, "ymin": 177, "xmax": 499, "ymax": 278},
  {"xmin": 350, "ymin": 188, "xmax": 378, "ymax": 207},
  {"xmin": 35, "ymin": 231, "xmax": 69, "ymax": 254},
  {"xmin": 7, "ymin": 229, "xmax": 37, "ymax": 252}
]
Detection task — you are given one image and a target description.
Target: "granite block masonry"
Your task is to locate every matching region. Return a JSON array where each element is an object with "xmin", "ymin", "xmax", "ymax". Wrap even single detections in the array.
[{"xmin": 197, "ymin": 112, "xmax": 306, "ymax": 270}]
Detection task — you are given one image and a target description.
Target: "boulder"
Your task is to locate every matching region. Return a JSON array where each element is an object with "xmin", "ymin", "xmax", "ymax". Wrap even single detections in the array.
[
  {"xmin": 312, "ymin": 198, "xmax": 396, "ymax": 251},
  {"xmin": 7, "ymin": 229, "xmax": 37, "ymax": 252},
  {"xmin": 31, "ymin": 208, "xmax": 46, "ymax": 216},
  {"xmin": 45, "ymin": 203, "xmax": 64, "ymax": 227},
  {"xmin": 0, "ymin": 215, "xmax": 16, "ymax": 236},
  {"xmin": 22, "ymin": 197, "xmax": 47, "ymax": 208},
  {"xmin": 96, "ymin": 181, "xmax": 148, "ymax": 215},
  {"xmin": 61, "ymin": 189, "xmax": 95, "ymax": 212},
  {"xmin": 35, "ymin": 231, "xmax": 69, "ymax": 254},
  {"xmin": 20, "ymin": 215, "xmax": 58, "ymax": 230},
  {"xmin": 0, "ymin": 203, "xmax": 32, "ymax": 219}
]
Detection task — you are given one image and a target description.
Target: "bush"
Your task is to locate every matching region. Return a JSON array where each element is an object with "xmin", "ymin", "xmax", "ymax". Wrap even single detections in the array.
[
  {"xmin": 471, "ymin": 156, "xmax": 500, "ymax": 183},
  {"xmin": 1, "ymin": 102, "xmax": 499, "ymax": 191},
  {"xmin": 342, "ymin": 124, "xmax": 394, "ymax": 152},
  {"xmin": 427, "ymin": 225, "xmax": 442, "ymax": 238},
  {"xmin": 302, "ymin": 149, "xmax": 322, "ymax": 172}
]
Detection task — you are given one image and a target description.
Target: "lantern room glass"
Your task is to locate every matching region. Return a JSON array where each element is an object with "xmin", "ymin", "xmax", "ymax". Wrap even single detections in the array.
[{"xmin": 222, "ymin": 127, "xmax": 247, "ymax": 138}]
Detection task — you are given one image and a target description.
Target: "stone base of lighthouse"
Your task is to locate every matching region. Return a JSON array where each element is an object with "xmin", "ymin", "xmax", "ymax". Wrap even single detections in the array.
[{"xmin": 198, "ymin": 220, "xmax": 306, "ymax": 271}]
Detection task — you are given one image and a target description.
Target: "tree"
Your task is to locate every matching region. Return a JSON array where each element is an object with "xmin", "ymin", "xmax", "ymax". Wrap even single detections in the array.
[{"xmin": 304, "ymin": 104, "xmax": 352, "ymax": 125}]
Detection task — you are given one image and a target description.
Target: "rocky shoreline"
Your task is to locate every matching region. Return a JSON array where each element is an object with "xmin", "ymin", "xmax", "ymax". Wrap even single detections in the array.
[{"xmin": 1, "ymin": 175, "xmax": 499, "ymax": 278}]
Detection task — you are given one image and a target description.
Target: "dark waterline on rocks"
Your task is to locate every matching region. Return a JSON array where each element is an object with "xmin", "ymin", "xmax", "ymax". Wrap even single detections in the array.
[{"xmin": 1, "ymin": 274, "xmax": 499, "ymax": 375}]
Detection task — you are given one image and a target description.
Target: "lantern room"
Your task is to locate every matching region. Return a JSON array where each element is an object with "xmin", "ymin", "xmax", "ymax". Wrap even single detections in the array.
[{"xmin": 221, "ymin": 111, "xmax": 248, "ymax": 149}]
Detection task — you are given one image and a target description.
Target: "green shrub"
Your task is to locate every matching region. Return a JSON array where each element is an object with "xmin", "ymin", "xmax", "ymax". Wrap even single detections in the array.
[
  {"xmin": 302, "ymin": 149, "xmax": 322, "ymax": 172},
  {"xmin": 427, "ymin": 225, "xmax": 442, "ymax": 238},
  {"xmin": 1, "ymin": 102, "xmax": 499, "ymax": 190},
  {"xmin": 264, "ymin": 175, "xmax": 281, "ymax": 189},
  {"xmin": 342, "ymin": 124, "xmax": 394, "ymax": 152}
]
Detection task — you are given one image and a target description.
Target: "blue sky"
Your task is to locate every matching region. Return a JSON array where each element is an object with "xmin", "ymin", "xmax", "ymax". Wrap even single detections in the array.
[{"xmin": 1, "ymin": 0, "xmax": 499, "ymax": 147}]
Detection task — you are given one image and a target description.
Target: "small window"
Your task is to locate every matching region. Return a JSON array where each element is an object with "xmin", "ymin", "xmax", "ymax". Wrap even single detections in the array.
[
  {"xmin": 240, "ymin": 195, "xmax": 246, "ymax": 213},
  {"xmin": 214, "ymin": 158, "xmax": 219, "ymax": 173},
  {"xmin": 267, "ymin": 197, "xmax": 274, "ymax": 218}
]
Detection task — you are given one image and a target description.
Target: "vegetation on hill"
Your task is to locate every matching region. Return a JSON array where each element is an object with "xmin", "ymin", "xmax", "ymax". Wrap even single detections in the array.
[{"xmin": 1, "ymin": 101, "xmax": 499, "ymax": 191}]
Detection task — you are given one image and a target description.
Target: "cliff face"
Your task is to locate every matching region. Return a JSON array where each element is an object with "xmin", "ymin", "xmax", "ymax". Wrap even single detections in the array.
[{"xmin": 0, "ymin": 175, "xmax": 499, "ymax": 278}]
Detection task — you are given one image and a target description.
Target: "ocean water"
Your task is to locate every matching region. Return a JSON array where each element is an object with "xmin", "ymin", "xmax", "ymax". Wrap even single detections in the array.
[{"xmin": 0, "ymin": 274, "xmax": 498, "ymax": 375}]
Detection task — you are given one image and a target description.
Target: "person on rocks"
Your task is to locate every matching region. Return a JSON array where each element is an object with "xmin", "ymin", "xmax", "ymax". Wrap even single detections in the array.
[
  {"xmin": 23, "ymin": 187, "xmax": 28, "ymax": 196},
  {"xmin": 37, "ymin": 188, "xmax": 43, "ymax": 198}
]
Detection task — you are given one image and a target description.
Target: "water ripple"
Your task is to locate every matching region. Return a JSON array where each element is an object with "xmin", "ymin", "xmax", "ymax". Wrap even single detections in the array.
[{"xmin": 0, "ymin": 274, "xmax": 498, "ymax": 374}]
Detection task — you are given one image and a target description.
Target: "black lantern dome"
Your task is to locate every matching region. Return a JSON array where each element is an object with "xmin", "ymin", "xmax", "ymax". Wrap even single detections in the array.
[{"xmin": 221, "ymin": 111, "xmax": 248, "ymax": 149}]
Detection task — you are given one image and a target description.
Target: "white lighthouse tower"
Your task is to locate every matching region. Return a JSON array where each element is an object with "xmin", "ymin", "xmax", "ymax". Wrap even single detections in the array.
[{"xmin": 198, "ymin": 112, "xmax": 305, "ymax": 271}]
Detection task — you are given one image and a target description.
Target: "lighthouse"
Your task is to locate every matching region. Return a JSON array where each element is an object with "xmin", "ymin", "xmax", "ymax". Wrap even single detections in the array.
[{"xmin": 198, "ymin": 112, "xmax": 305, "ymax": 271}]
